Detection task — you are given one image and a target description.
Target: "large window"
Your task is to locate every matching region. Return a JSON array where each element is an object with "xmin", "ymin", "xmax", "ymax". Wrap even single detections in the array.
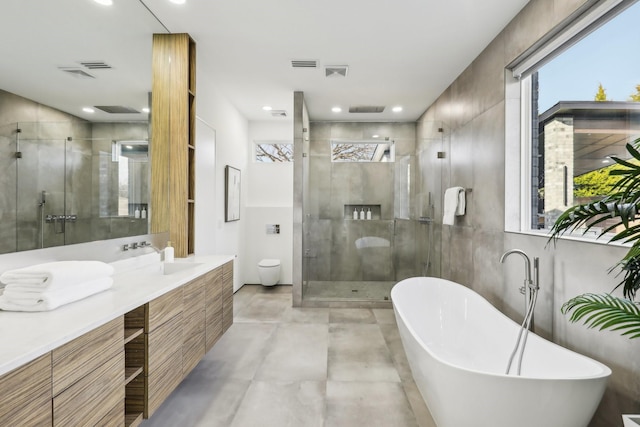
[{"xmin": 518, "ymin": 0, "xmax": 640, "ymax": 236}]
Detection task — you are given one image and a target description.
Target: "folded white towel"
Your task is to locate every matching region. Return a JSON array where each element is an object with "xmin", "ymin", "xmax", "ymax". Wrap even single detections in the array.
[
  {"xmin": 443, "ymin": 187, "xmax": 465, "ymax": 225},
  {"xmin": 0, "ymin": 261, "xmax": 114, "ymax": 290},
  {"xmin": 0, "ymin": 277, "xmax": 113, "ymax": 312}
]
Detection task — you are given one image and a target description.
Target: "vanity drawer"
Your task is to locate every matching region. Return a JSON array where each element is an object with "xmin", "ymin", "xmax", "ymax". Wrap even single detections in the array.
[
  {"xmin": 52, "ymin": 315, "xmax": 123, "ymax": 395},
  {"xmin": 147, "ymin": 287, "xmax": 183, "ymax": 332},
  {"xmin": 183, "ymin": 277, "xmax": 205, "ymax": 339},
  {"xmin": 0, "ymin": 353, "xmax": 52, "ymax": 427},
  {"xmin": 147, "ymin": 313, "xmax": 183, "ymax": 373},
  {"xmin": 147, "ymin": 348, "xmax": 183, "ymax": 417},
  {"xmin": 53, "ymin": 350, "xmax": 125, "ymax": 426},
  {"xmin": 183, "ymin": 331, "xmax": 205, "ymax": 376},
  {"xmin": 205, "ymin": 266, "xmax": 223, "ymax": 351},
  {"xmin": 183, "ymin": 274, "xmax": 206, "ymax": 312}
]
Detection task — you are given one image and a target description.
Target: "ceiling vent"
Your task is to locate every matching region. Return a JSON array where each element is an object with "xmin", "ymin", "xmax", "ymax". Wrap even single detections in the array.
[
  {"xmin": 291, "ymin": 59, "xmax": 317, "ymax": 69},
  {"xmin": 59, "ymin": 67, "xmax": 95, "ymax": 79},
  {"xmin": 79, "ymin": 60, "xmax": 112, "ymax": 70},
  {"xmin": 270, "ymin": 110, "xmax": 288, "ymax": 118},
  {"xmin": 348, "ymin": 106, "xmax": 385, "ymax": 113},
  {"xmin": 94, "ymin": 106, "xmax": 140, "ymax": 114},
  {"xmin": 325, "ymin": 65, "xmax": 348, "ymax": 78}
]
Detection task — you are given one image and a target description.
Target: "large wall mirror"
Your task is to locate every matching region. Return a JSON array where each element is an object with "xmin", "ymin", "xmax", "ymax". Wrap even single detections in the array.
[{"xmin": 0, "ymin": 1, "xmax": 168, "ymax": 254}]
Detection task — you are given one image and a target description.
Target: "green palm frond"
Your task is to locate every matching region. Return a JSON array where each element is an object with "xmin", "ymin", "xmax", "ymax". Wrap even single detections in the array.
[
  {"xmin": 547, "ymin": 137, "xmax": 640, "ymax": 301},
  {"xmin": 561, "ymin": 293, "xmax": 640, "ymax": 338}
]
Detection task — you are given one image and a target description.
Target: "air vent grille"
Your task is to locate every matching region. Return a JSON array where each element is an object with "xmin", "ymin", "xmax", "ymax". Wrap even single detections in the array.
[
  {"xmin": 325, "ymin": 65, "xmax": 348, "ymax": 78},
  {"xmin": 79, "ymin": 60, "xmax": 112, "ymax": 70},
  {"xmin": 94, "ymin": 106, "xmax": 140, "ymax": 114},
  {"xmin": 59, "ymin": 68, "xmax": 95, "ymax": 79},
  {"xmin": 271, "ymin": 110, "xmax": 288, "ymax": 117},
  {"xmin": 348, "ymin": 106, "xmax": 385, "ymax": 113},
  {"xmin": 291, "ymin": 60, "xmax": 317, "ymax": 68}
]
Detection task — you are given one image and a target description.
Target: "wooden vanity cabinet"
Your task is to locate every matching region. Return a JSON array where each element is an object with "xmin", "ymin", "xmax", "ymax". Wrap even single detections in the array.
[
  {"xmin": 183, "ymin": 274, "xmax": 206, "ymax": 376},
  {"xmin": 0, "ymin": 353, "xmax": 52, "ymax": 427},
  {"xmin": 222, "ymin": 261, "xmax": 233, "ymax": 333},
  {"xmin": 0, "ymin": 260, "xmax": 235, "ymax": 427},
  {"xmin": 205, "ymin": 265, "xmax": 223, "ymax": 351},
  {"xmin": 144, "ymin": 260, "xmax": 234, "ymax": 418},
  {"xmin": 52, "ymin": 316, "xmax": 125, "ymax": 426},
  {"xmin": 145, "ymin": 287, "xmax": 184, "ymax": 418}
]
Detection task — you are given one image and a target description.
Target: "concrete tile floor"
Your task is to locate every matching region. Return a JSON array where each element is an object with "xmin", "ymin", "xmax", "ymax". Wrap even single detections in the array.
[{"xmin": 141, "ymin": 285, "xmax": 436, "ymax": 427}]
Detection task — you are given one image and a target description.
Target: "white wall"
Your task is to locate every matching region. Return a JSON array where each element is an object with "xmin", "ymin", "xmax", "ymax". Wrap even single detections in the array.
[
  {"xmin": 244, "ymin": 120, "xmax": 294, "ymax": 284},
  {"xmin": 194, "ymin": 71, "xmax": 249, "ymax": 292}
]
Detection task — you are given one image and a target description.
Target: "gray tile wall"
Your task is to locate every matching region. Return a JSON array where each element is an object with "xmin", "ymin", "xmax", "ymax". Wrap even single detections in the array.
[{"xmin": 416, "ymin": 0, "xmax": 640, "ymax": 423}]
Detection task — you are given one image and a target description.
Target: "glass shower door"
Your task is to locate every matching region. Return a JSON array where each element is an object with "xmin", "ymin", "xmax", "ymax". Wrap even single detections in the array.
[
  {"xmin": 301, "ymin": 123, "xmax": 419, "ymax": 303},
  {"xmin": 16, "ymin": 122, "xmax": 67, "ymax": 251}
]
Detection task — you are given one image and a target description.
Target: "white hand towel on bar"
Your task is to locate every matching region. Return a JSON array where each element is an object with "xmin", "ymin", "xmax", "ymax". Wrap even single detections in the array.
[
  {"xmin": 0, "ymin": 277, "xmax": 113, "ymax": 312},
  {"xmin": 443, "ymin": 187, "xmax": 465, "ymax": 225},
  {"xmin": 0, "ymin": 260, "xmax": 114, "ymax": 289}
]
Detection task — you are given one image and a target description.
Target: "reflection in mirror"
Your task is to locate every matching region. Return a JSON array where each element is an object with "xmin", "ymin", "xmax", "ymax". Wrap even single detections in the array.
[
  {"xmin": 0, "ymin": 119, "xmax": 149, "ymax": 254},
  {"xmin": 331, "ymin": 139, "xmax": 395, "ymax": 162},
  {"xmin": 0, "ymin": 1, "xmax": 168, "ymax": 254}
]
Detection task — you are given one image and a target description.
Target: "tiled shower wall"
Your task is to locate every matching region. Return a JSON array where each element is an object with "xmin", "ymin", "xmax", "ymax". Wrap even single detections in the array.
[
  {"xmin": 0, "ymin": 89, "xmax": 148, "ymax": 254},
  {"xmin": 305, "ymin": 122, "xmax": 421, "ymax": 283},
  {"xmin": 416, "ymin": 0, "xmax": 639, "ymax": 424}
]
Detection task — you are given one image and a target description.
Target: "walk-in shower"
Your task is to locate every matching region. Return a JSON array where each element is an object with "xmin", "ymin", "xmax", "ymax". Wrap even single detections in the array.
[{"xmin": 300, "ymin": 122, "xmax": 425, "ymax": 304}]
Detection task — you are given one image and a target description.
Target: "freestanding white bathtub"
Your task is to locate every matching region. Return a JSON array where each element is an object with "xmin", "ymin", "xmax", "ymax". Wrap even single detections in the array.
[{"xmin": 391, "ymin": 277, "xmax": 611, "ymax": 427}]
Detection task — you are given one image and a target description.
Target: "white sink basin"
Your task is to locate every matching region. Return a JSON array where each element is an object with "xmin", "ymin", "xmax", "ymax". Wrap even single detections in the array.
[{"xmin": 162, "ymin": 262, "xmax": 203, "ymax": 275}]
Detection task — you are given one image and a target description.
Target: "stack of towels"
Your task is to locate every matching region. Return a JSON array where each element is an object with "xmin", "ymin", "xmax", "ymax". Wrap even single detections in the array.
[{"xmin": 0, "ymin": 260, "xmax": 114, "ymax": 312}]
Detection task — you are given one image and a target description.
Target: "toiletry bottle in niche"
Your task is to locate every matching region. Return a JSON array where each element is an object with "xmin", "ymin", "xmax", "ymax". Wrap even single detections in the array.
[
  {"xmin": 141, "ymin": 207, "xmax": 147, "ymax": 219},
  {"xmin": 164, "ymin": 241, "xmax": 174, "ymax": 263},
  {"xmin": 353, "ymin": 208, "xmax": 358, "ymax": 220},
  {"xmin": 366, "ymin": 208, "xmax": 372, "ymax": 220},
  {"xmin": 134, "ymin": 206, "xmax": 140, "ymax": 218},
  {"xmin": 360, "ymin": 208, "xmax": 365, "ymax": 220}
]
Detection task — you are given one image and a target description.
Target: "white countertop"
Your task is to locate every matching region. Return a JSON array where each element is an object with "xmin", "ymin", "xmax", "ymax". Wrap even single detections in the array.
[{"xmin": 0, "ymin": 253, "xmax": 234, "ymax": 376}]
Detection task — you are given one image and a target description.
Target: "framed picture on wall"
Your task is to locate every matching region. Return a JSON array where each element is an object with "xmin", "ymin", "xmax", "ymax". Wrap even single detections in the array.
[{"xmin": 225, "ymin": 165, "xmax": 241, "ymax": 222}]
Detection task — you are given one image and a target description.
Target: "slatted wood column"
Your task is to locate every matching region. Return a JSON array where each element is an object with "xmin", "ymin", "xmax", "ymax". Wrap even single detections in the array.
[{"xmin": 150, "ymin": 33, "xmax": 196, "ymax": 257}]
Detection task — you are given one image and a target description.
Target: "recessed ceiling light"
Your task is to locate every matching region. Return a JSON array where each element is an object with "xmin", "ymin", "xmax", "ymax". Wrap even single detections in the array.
[
  {"xmin": 93, "ymin": 0, "xmax": 113, "ymax": 5},
  {"xmin": 83, "ymin": 107, "xmax": 95, "ymax": 113},
  {"xmin": 262, "ymin": 106, "xmax": 273, "ymax": 111},
  {"xmin": 169, "ymin": 0, "xmax": 186, "ymax": 4},
  {"xmin": 372, "ymin": 135, "xmax": 379, "ymax": 138},
  {"xmin": 142, "ymin": 107, "xmax": 150, "ymax": 113},
  {"xmin": 332, "ymin": 107, "xmax": 342, "ymax": 113},
  {"xmin": 392, "ymin": 106, "xmax": 403, "ymax": 113}
]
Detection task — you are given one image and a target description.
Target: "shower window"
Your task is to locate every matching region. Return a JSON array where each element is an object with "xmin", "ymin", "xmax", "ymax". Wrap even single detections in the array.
[
  {"xmin": 255, "ymin": 141, "xmax": 293, "ymax": 162},
  {"xmin": 513, "ymin": 0, "xmax": 640, "ymax": 236},
  {"xmin": 331, "ymin": 139, "xmax": 395, "ymax": 162}
]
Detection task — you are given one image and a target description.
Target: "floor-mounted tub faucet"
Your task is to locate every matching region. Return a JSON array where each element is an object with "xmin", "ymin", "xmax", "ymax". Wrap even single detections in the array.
[
  {"xmin": 500, "ymin": 249, "xmax": 540, "ymax": 375},
  {"xmin": 500, "ymin": 249, "xmax": 533, "ymax": 298}
]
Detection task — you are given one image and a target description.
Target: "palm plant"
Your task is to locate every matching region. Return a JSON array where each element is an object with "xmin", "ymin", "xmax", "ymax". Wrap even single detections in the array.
[{"xmin": 548, "ymin": 137, "xmax": 640, "ymax": 338}]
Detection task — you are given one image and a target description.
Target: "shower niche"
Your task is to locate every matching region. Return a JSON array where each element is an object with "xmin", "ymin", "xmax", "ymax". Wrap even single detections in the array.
[{"xmin": 344, "ymin": 204, "xmax": 382, "ymax": 220}]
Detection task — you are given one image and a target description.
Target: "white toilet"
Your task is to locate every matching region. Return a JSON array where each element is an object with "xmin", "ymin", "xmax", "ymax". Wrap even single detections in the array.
[{"xmin": 257, "ymin": 259, "xmax": 281, "ymax": 287}]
